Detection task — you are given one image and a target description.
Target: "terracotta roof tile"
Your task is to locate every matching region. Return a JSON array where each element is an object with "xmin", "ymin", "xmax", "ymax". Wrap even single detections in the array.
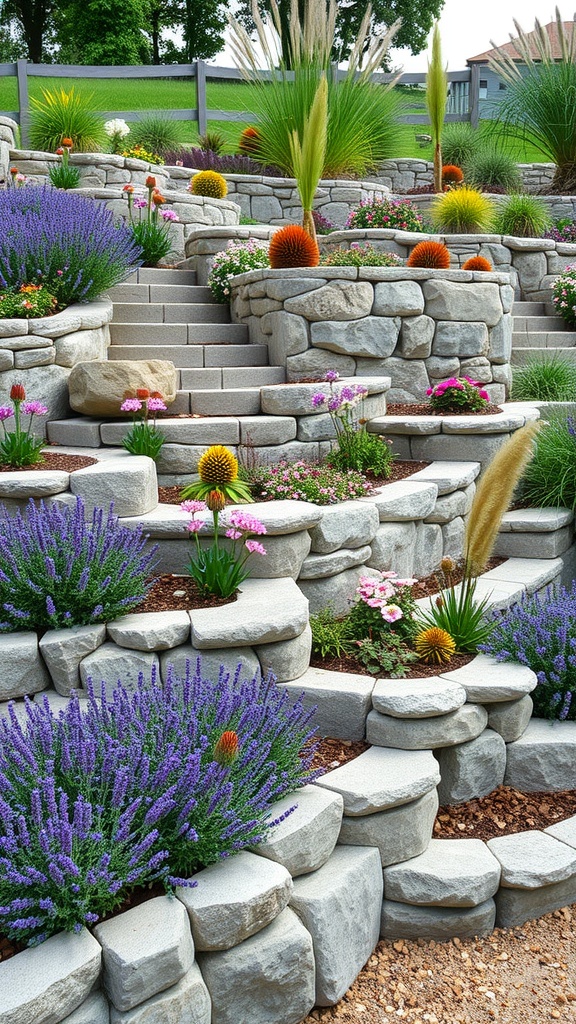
[{"xmin": 468, "ymin": 20, "xmax": 576, "ymax": 64}]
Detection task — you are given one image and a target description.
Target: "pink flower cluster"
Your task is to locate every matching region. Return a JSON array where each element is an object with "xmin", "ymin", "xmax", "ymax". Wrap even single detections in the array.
[
  {"xmin": 426, "ymin": 376, "xmax": 490, "ymax": 402},
  {"xmin": 356, "ymin": 573, "xmax": 417, "ymax": 623},
  {"xmin": 180, "ymin": 503, "xmax": 267, "ymax": 555}
]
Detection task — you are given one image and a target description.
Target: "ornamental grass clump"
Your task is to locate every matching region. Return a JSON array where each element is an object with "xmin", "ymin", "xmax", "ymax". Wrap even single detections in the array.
[
  {"xmin": 519, "ymin": 413, "xmax": 576, "ymax": 512},
  {"xmin": 208, "ymin": 239, "xmax": 270, "ymax": 303},
  {"xmin": 346, "ymin": 197, "xmax": 424, "ymax": 232},
  {"xmin": 0, "ymin": 665, "xmax": 318, "ymax": 945},
  {"xmin": 481, "ymin": 585, "xmax": 576, "ymax": 720},
  {"xmin": 491, "ymin": 194, "xmax": 551, "ymax": 238},
  {"xmin": 311, "ymin": 371, "xmax": 394, "ymax": 477},
  {"xmin": 249, "ymin": 460, "xmax": 372, "ymax": 505},
  {"xmin": 426, "ymin": 376, "xmax": 490, "ymax": 413},
  {"xmin": 120, "ymin": 389, "xmax": 167, "ymax": 461},
  {"xmin": 0, "ymin": 383, "xmax": 46, "ymax": 467},
  {"xmin": 431, "ymin": 187, "xmax": 494, "ymax": 234},
  {"xmin": 511, "ymin": 354, "xmax": 576, "ymax": 402},
  {"xmin": 0, "ymin": 186, "xmax": 141, "ymax": 306},
  {"xmin": 48, "ymin": 139, "xmax": 80, "ymax": 190},
  {"xmin": 0, "ymin": 497, "xmax": 156, "ymax": 631}
]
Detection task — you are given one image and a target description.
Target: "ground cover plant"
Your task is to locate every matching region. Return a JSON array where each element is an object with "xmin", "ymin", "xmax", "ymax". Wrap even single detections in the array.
[
  {"xmin": 320, "ymin": 245, "xmax": 402, "ymax": 268},
  {"xmin": 346, "ymin": 197, "xmax": 424, "ymax": 232},
  {"xmin": 0, "ymin": 285, "xmax": 57, "ymax": 319},
  {"xmin": 545, "ymin": 220, "xmax": 576, "ymax": 244},
  {"xmin": 0, "ymin": 666, "xmax": 318, "ymax": 945},
  {"xmin": 0, "ymin": 497, "xmax": 156, "ymax": 631},
  {"xmin": 511, "ymin": 354, "xmax": 576, "ymax": 402},
  {"xmin": 248, "ymin": 459, "xmax": 372, "ymax": 505},
  {"xmin": 0, "ymin": 185, "xmax": 141, "ymax": 306},
  {"xmin": 552, "ymin": 265, "xmax": 576, "ymax": 328},
  {"xmin": 208, "ymin": 239, "xmax": 270, "ymax": 303},
  {"xmin": 481, "ymin": 584, "xmax": 576, "ymax": 720}
]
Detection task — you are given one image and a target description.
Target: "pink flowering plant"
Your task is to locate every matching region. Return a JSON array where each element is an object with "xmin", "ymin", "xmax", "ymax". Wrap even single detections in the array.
[
  {"xmin": 312, "ymin": 372, "xmax": 394, "ymax": 477},
  {"xmin": 346, "ymin": 197, "xmax": 425, "ymax": 232},
  {"xmin": 552, "ymin": 265, "xmax": 576, "ymax": 328},
  {"xmin": 0, "ymin": 383, "xmax": 47, "ymax": 467},
  {"xmin": 249, "ymin": 459, "xmax": 372, "ymax": 505},
  {"xmin": 120, "ymin": 389, "xmax": 167, "ymax": 461},
  {"xmin": 426, "ymin": 376, "xmax": 491, "ymax": 413},
  {"xmin": 208, "ymin": 239, "xmax": 270, "ymax": 303},
  {"xmin": 181, "ymin": 500, "xmax": 267, "ymax": 598}
]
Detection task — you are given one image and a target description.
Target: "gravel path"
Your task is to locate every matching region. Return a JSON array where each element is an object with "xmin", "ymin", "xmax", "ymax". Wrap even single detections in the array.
[{"xmin": 304, "ymin": 906, "xmax": 576, "ymax": 1023}]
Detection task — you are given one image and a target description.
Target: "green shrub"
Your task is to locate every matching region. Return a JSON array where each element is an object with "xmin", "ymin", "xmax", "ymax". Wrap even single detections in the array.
[
  {"xmin": 519, "ymin": 413, "xmax": 576, "ymax": 511},
  {"xmin": 464, "ymin": 147, "xmax": 522, "ymax": 193},
  {"xmin": 320, "ymin": 244, "xmax": 403, "ymax": 267},
  {"xmin": 310, "ymin": 607, "xmax": 358, "ymax": 659},
  {"xmin": 511, "ymin": 354, "xmax": 576, "ymax": 402},
  {"xmin": 441, "ymin": 123, "xmax": 481, "ymax": 168},
  {"xmin": 29, "ymin": 87, "xmax": 105, "ymax": 154},
  {"xmin": 552, "ymin": 265, "xmax": 576, "ymax": 327},
  {"xmin": 129, "ymin": 115, "xmax": 185, "ymax": 159},
  {"xmin": 0, "ymin": 285, "xmax": 57, "ymax": 319},
  {"xmin": 346, "ymin": 197, "xmax": 425, "ymax": 231},
  {"xmin": 492, "ymin": 194, "xmax": 551, "ymax": 237},
  {"xmin": 431, "ymin": 186, "xmax": 495, "ymax": 233}
]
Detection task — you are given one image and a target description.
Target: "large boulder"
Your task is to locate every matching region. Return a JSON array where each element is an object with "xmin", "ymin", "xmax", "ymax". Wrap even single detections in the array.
[{"xmin": 68, "ymin": 360, "xmax": 177, "ymax": 415}]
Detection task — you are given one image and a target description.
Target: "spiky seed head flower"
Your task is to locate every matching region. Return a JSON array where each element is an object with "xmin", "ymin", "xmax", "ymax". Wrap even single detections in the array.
[
  {"xmin": 213, "ymin": 730, "xmax": 239, "ymax": 765},
  {"xmin": 238, "ymin": 126, "xmax": 261, "ymax": 154},
  {"xmin": 136, "ymin": 388, "xmax": 150, "ymax": 400},
  {"xmin": 462, "ymin": 255, "xmax": 493, "ymax": 272},
  {"xmin": 407, "ymin": 241, "xmax": 451, "ymax": 269},
  {"xmin": 10, "ymin": 383, "xmax": 25, "ymax": 402},
  {"xmin": 206, "ymin": 489, "xmax": 226, "ymax": 512},
  {"xmin": 198, "ymin": 445, "xmax": 238, "ymax": 485},
  {"xmin": 442, "ymin": 164, "xmax": 464, "ymax": 184},
  {"xmin": 414, "ymin": 626, "xmax": 456, "ymax": 663},
  {"xmin": 190, "ymin": 170, "xmax": 228, "ymax": 199},
  {"xmin": 440, "ymin": 556, "xmax": 456, "ymax": 574},
  {"xmin": 269, "ymin": 225, "xmax": 320, "ymax": 269},
  {"xmin": 61, "ymin": 137, "xmax": 73, "ymax": 148}
]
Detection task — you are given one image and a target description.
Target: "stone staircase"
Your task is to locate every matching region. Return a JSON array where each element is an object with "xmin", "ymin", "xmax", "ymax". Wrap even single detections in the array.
[
  {"xmin": 511, "ymin": 299, "xmax": 576, "ymax": 365},
  {"xmin": 107, "ymin": 266, "xmax": 285, "ymax": 416}
]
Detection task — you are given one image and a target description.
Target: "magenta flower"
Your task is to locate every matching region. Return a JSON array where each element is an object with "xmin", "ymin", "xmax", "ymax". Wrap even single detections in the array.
[
  {"xmin": 120, "ymin": 398, "xmax": 142, "ymax": 413},
  {"xmin": 324, "ymin": 370, "xmax": 340, "ymax": 383},
  {"xmin": 228, "ymin": 510, "xmax": 267, "ymax": 536},
  {"xmin": 147, "ymin": 397, "xmax": 167, "ymax": 412},
  {"xmin": 225, "ymin": 528, "xmax": 242, "ymax": 540},
  {"xmin": 245, "ymin": 540, "xmax": 266, "ymax": 556},
  {"xmin": 180, "ymin": 500, "xmax": 206, "ymax": 514},
  {"xmin": 160, "ymin": 209, "xmax": 179, "ymax": 222},
  {"xmin": 311, "ymin": 393, "xmax": 326, "ymax": 407},
  {"xmin": 186, "ymin": 520, "xmax": 204, "ymax": 534},
  {"xmin": 21, "ymin": 401, "xmax": 48, "ymax": 416},
  {"xmin": 0, "ymin": 406, "xmax": 14, "ymax": 421}
]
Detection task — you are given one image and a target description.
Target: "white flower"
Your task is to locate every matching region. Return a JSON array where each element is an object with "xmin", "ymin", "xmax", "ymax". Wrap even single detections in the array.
[{"xmin": 104, "ymin": 119, "xmax": 130, "ymax": 139}]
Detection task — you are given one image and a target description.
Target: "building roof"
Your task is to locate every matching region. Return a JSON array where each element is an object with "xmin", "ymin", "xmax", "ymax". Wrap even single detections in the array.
[{"xmin": 468, "ymin": 19, "xmax": 576, "ymax": 64}]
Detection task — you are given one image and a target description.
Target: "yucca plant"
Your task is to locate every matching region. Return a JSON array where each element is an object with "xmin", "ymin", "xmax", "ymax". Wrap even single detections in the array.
[
  {"xmin": 488, "ymin": 9, "xmax": 576, "ymax": 193},
  {"xmin": 426, "ymin": 22, "xmax": 448, "ymax": 193},
  {"xmin": 289, "ymin": 75, "xmax": 328, "ymax": 242},
  {"xmin": 227, "ymin": 0, "xmax": 403, "ymax": 178},
  {"xmin": 29, "ymin": 87, "xmax": 105, "ymax": 154},
  {"xmin": 431, "ymin": 186, "xmax": 495, "ymax": 233},
  {"xmin": 491, "ymin": 194, "xmax": 551, "ymax": 238}
]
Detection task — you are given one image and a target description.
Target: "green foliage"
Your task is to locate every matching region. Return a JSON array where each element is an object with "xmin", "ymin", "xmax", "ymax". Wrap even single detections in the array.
[
  {"xmin": 122, "ymin": 422, "xmax": 165, "ymax": 461},
  {"xmin": 29, "ymin": 87, "xmax": 105, "ymax": 154},
  {"xmin": 290, "ymin": 75, "xmax": 328, "ymax": 239},
  {"xmin": 416, "ymin": 573, "xmax": 495, "ymax": 652},
  {"xmin": 208, "ymin": 240, "xmax": 270, "ymax": 303},
  {"xmin": 320, "ymin": 244, "xmax": 403, "ymax": 267},
  {"xmin": 426, "ymin": 22, "xmax": 447, "ymax": 192},
  {"xmin": 328, "ymin": 430, "xmax": 394, "ymax": 477},
  {"xmin": 552, "ymin": 265, "xmax": 576, "ymax": 328},
  {"xmin": 55, "ymin": 0, "xmax": 150, "ymax": 65},
  {"xmin": 184, "ymin": 506, "xmax": 267, "ymax": 599},
  {"xmin": 519, "ymin": 413, "xmax": 576, "ymax": 512},
  {"xmin": 130, "ymin": 220, "xmax": 173, "ymax": 267},
  {"xmin": 464, "ymin": 147, "xmax": 522, "ymax": 193},
  {"xmin": 198, "ymin": 130, "xmax": 227, "ymax": 153},
  {"xmin": 431, "ymin": 186, "xmax": 495, "ymax": 233},
  {"xmin": 48, "ymin": 163, "xmax": 80, "ymax": 189},
  {"xmin": 511, "ymin": 354, "xmax": 576, "ymax": 402},
  {"xmin": 130, "ymin": 115, "xmax": 185, "ymax": 159},
  {"xmin": 0, "ymin": 389, "xmax": 46, "ymax": 468},
  {"xmin": 441, "ymin": 123, "xmax": 480, "ymax": 168},
  {"xmin": 491, "ymin": 194, "xmax": 551, "ymax": 237},
  {"xmin": 0, "ymin": 285, "xmax": 57, "ymax": 319},
  {"xmin": 310, "ymin": 607, "xmax": 358, "ymax": 659},
  {"xmin": 354, "ymin": 633, "xmax": 420, "ymax": 678}
]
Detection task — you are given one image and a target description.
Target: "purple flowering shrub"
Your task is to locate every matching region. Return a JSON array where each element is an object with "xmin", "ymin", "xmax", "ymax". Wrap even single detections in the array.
[
  {"xmin": 0, "ymin": 498, "xmax": 156, "ymax": 631},
  {"xmin": 480, "ymin": 585, "xmax": 576, "ymax": 720},
  {"xmin": 0, "ymin": 665, "xmax": 318, "ymax": 945},
  {"xmin": 312, "ymin": 372, "xmax": 394, "ymax": 477},
  {"xmin": 0, "ymin": 185, "xmax": 141, "ymax": 306},
  {"xmin": 164, "ymin": 148, "xmax": 283, "ymax": 177},
  {"xmin": 544, "ymin": 220, "xmax": 576, "ymax": 244},
  {"xmin": 427, "ymin": 376, "xmax": 491, "ymax": 413}
]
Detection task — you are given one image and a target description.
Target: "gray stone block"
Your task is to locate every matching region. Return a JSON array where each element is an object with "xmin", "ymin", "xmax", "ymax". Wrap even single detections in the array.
[
  {"xmin": 299, "ymin": 545, "xmax": 372, "ymax": 579},
  {"xmin": 160, "ymin": 645, "xmax": 261, "ymax": 685},
  {"xmin": 177, "ymin": 851, "xmax": 292, "ymax": 951},
  {"xmin": 282, "ymin": 666, "xmax": 374, "ymax": 741},
  {"xmin": 373, "ymin": 280, "xmax": 424, "ymax": 316},
  {"xmin": 93, "ymin": 896, "xmax": 195, "ymax": 1012},
  {"xmin": 441, "ymin": 654, "xmax": 536, "ymax": 703},
  {"xmin": 433, "ymin": 321, "xmax": 488, "ymax": 358},
  {"xmin": 383, "ymin": 838, "xmax": 501, "ymax": 908},
  {"xmin": 308, "ymin": 500, "xmax": 380, "ymax": 554},
  {"xmin": 310, "ymin": 316, "xmax": 399, "ymax": 357},
  {"xmin": 372, "ymin": 677, "xmax": 466, "ymax": 719},
  {"xmin": 0, "ymin": 928, "xmax": 102, "ymax": 1024},
  {"xmin": 106, "ymin": 611, "xmax": 190, "ymax": 652},
  {"xmin": 546, "ymin": 813, "xmax": 576, "ymax": 849},
  {"xmin": 0, "ymin": 470, "xmax": 69, "ymax": 498},
  {"xmin": 367, "ymin": 521, "xmax": 416, "ymax": 576},
  {"xmin": 381, "ymin": 898, "xmax": 496, "ymax": 940},
  {"xmin": 487, "ymin": 695, "xmax": 533, "ymax": 742},
  {"xmin": 250, "ymin": 784, "xmax": 343, "ymax": 877},
  {"xmin": 290, "ymin": 846, "xmax": 382, "ymax": 1006},
  {"xmin": 197, "ymin": 907, "xmax": 315, "ymax": 1024},
  {"xmin": 70, "ymin": 457, "xmax": 157, "ymax": 517},
  {"xmin": 191, "ymin": 578, "xmax": 308, "ymax": 649},
  {"xmin": 298, "ymin": 564, "xmax": 378, "ymax": 618},
  {"xmin": 255, "ymin": 625, "xmax": 311, "ymax": 682},
  {"xmin": 366, "ymin": 703, "xmax": 488, "ymax": 750},
  {"xmin": 413, "ymin": 521, "xmax": 443, "ymax": 576},
  {"xmin": 39, "ymin": 625, "xmax": 107, "ymax": 695},
  {"xmin": 61, "ymin": 991, "xmax": 109, "ymax": 1024},
  {"xmin": 80, "ymin": 643, "xmax": 160, "ymax": 693},
  {"xmin": 362, "ymin": 480, "xmax": 437, "ymax": 522},
  {"xmin": 316, "ymin": 745, "xmax": 440, "ymax": 815},
  {"xmin": 423, "ymin": 280, "xmax": 502, "ymax": 326},
  {"xmin": 436, "ymin": 729, "xmax": 507, "ymax": 805},
  {"xmin": 109, "ymin": 964, "xmax": 210, "ymax": 1024},
  {"xmin": 487, "ymin": 830, "xmax": 576, "ymax": 888},
  {"xmin": 339, "ymin": 788, "xmax": 438, "ymax": 866},
  {"xmin": 495, "ymin": 873, "xmax": 576, "ymax": 929},
  {"xmin": 494, "ymin": 525, "xmax": 573, "ymax": 559},
  {"xmin": 284, "ymin": 280, "xmax": 373, "ymax": 321},
  {"xmin": 398, "ymin": 315, "xmax": 434, "ymax": 358},
  {"xmin": 0, "ymin": 632, "xmax": 50, "ymax": 701}
]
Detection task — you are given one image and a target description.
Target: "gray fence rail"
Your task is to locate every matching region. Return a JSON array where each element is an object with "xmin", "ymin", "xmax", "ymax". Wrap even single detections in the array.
[{"xmin": 0, "ymin": 59, "xmax": 475, "ymax": 147}]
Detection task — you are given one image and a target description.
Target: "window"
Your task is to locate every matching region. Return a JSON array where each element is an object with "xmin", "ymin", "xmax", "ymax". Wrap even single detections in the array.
[{"xmin": 479, "ymin": 79, "xmax": 488, "ymax": 99}]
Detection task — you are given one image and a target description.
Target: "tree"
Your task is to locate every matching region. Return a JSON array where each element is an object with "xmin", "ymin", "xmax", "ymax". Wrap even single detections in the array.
[
  {"xmin": 54, "ymin": 0, "xmax": 151, "ymax": 65},
  {"xmin": 158, "ymin": 0, "xmax": 228, "ymax": 63},
  {"xmin": 0, "ymin": 0, "xmax": 56, "ymax": 63},
  {"xmin": 237, "ymin": 0, "xmax": 445, "ymax": 68}
]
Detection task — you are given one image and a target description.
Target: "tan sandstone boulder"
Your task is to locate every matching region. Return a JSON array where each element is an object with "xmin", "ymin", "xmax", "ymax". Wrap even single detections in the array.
[{"xmin": 68, "ymin": 360, "xmax": 177, "ymax": 416}]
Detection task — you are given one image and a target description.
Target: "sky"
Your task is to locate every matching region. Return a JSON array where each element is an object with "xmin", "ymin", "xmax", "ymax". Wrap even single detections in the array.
[{"xmin": 212, "ymin": 2, "xmax": 572, "ymax": 73}]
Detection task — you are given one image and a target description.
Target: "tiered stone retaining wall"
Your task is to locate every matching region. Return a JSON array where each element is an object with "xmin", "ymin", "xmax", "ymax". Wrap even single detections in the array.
[{"xmin": 373, "ymin": 158, "xmax": 556, "ymax": 195}]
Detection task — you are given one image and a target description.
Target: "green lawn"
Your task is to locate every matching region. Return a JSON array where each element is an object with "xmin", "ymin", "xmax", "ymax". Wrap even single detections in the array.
[{"xmin": 0, "ymin": 72, "xmax": 550, "ymax": 163}]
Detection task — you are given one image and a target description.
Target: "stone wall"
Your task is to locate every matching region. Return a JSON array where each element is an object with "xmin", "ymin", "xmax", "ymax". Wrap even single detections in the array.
[
  {"xmin": 372, "ymin": 158, "xmax": 556, "ymax": 195},
  {"xmin": 0, "ymin": 299, "xmax": 112, "ymax": 433},
  {"xmin": 228, "ymin": 266, "xmax": 514, "ymax": 403},
  {"xmin": 0, "ymin": 115, "xmax": 16, "ymax": 182}
]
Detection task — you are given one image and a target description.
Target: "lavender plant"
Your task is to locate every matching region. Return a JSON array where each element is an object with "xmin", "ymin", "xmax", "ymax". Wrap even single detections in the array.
[
  {"xmin": 0, "ymin": 665, "xmax": 318, "ymax": 945},
  {"xmin": 0, "ymin": 185, "xmax": 142, "ymax": 306},
  {"xmin": 0, "ymin": 497, "xmax": 156, "ymax": 631},
  {"xmin": 480, "ymin": 585, "xmax": 576, "ymax": 720},
  {"xmin": 164, "ymin": 148, "xmax": 283, "ymax": 177}
]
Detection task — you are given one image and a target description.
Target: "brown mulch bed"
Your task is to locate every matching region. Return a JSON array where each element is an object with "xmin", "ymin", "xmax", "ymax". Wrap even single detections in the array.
[
  {"xmin": 435, "ymin": 784, "xmax": 576, "ymax": 842},
  {"xmin": 310, "ymin": 649, "xmax": 476, "ymax": 680},
  {"xmin": 386, "ymin": 402, "xmax": 504, "ymax": 417},
  {"xmin": 133, "ymin": 574, "xmax": 235, "ymax": 614},
  {"xmin": 0, "ymin": 452, "xmax": 98, "ymax": 473},
  {"xmin": 410, "ymin": 555, "xmax": 506, "ymax": 602},
  {"xmin": 157, "ymin": 461, "xmax": 431, "ymax": 507}
]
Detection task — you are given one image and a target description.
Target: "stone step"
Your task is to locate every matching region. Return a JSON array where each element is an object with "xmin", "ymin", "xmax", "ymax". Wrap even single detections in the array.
[
  {"xmin": 511, "ymin": 300, "xmax": 547, "ymax": 315},
  {"xmin": 109, "ymin": 322, "xmax": 249, "ymax": 346},
  {"xmin": 511, "ymin": 347, "xmax": 576, "ymax": 366},
  {"xmin": 181, "ymin": 365, "xmax": 282, "ymax": 388},
  {"xmin": 112, "ymin": 302, "xmax": 231, "ymax": 324},
  {"xmin": 189, "ymin": 388, "xmax": 263, "ymax": 416},
  {"xmin": 512, "ymin": 315, "xmax": 567, "ymax": 332},
  {"xmin": 511, "ymin": 331, "xmax": 576, "ymax": 349},
  {"xmin": 383, "ymin": 838, "xmax": 501, "ymax": 908},
  {"xmin": 127, "ymin": 267, "xmax": 197, "ymax": 286},
  {"xmin": 109, "ymin": 344, "xmax": 269, "ymax": 368},
  {"xmin": 108, "ymin": 283, "xmax": 213, "ymax": 304}
]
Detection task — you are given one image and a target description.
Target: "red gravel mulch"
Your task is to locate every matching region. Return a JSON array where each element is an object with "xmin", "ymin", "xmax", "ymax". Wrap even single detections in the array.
[
  {"xmin": 0, "ymin": 452, "xmax": 98, "ymax": 473},
  {"xmin": 134, "ymin": 574, "xmax": 235, "ymax": 614},
  {"xmin": 386, "ymin": 402, "xmax": 503, "ymax": 417},
  {"xmin": 434, "ymin": 785, "xmax": 576, "ymax": 841}
]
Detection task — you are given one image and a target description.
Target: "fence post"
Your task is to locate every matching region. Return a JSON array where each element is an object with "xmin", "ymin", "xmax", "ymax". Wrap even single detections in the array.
[
  {"xmin": 16, "ymin": 58, "xmax": 29, "ymax": 146},
  {"xmin": 469, "ymin": 63, "xmax": 480, "ymax": 129},
  {"xmin": 196, "ymin": 60, "xmax": 207, "ymax": 137}
]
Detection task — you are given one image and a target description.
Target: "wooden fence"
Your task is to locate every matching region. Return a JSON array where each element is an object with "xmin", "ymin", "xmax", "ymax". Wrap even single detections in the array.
[{"xmin": 0, "ymin": 59, "xmax": 476, "ymax": 147}]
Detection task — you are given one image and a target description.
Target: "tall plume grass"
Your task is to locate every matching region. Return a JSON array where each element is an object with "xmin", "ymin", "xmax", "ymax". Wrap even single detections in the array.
[{"xmin": 426, "ymin": 23, "xmax": 448, "ymax": 193}]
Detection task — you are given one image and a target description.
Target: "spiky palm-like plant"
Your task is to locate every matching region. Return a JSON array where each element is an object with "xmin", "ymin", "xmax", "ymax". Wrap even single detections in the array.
[
  {"xmin": 426, "ymin": 22, "xmax": 448, "ymax": 193},
  {"xmin": 227, "ymin": 0, "xmax": 403, "ymax": 178},
  {"xmin": 289, "ymin": 75, "xmax": 327, "ymax": 241},
  {"xmin": 488, "ymin": 8, "xmax": 576, "ymax": 193}
]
